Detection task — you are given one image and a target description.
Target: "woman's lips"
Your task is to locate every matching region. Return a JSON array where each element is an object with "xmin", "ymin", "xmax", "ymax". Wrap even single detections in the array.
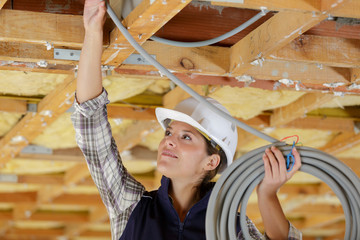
[{"xmin": 161, "ymin": 150, "xmax": 178, "ymax": 158}]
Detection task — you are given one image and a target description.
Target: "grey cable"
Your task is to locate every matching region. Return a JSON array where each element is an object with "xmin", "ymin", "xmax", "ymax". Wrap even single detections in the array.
[
  {"xmin": 105, "ymin": 4, "xmax": 360, "ymax": 239},
  {"xmin": 149, "ymin": 10, "xmax": 267, "ymax": 47}
]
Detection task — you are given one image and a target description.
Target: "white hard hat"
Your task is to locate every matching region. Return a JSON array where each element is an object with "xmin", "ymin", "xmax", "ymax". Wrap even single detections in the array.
[{"xmin": 155, "ymin": 97, "xmax": 238, "ymax": 171}]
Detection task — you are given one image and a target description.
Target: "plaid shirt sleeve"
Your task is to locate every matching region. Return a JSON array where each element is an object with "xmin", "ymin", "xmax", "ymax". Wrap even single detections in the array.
[
  {"xmin": 71, "ymin": 89, "xmax": 145, "ymax": 240},
  {"xmin": 238, "ymin": 217, "xmax": 302, "ymax": 240}
]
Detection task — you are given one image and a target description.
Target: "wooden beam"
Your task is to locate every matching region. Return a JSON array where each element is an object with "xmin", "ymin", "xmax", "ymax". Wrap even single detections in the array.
[
  {"xmin": 285, "ymin": 116, "xmax": 354, "ymax": 132},
  {"xmin": 320, "ymin": 132, "xmax": 360, "ymax": 155},
  {"xmin": 64, "ymin": 163, "xmax": 90, "ymax": 185},
  {"xmin": 270, "ymin": 35, "xmax": 360, "ymax": 69},
  {"xmin": 113, "ymin": 120, "xmax": 160, "ymax": 151},
  {"xmin": 0, "ymin": 99, "xmax": 27, "ymax": 114},
  {"xmin": 0, "ymin": 191, "xmax": 37, "ymax": 203},
  {"xmin": 351, "ymin": 68, "xmax": 360, "ymax": 83},
  {"xmin": 133, "ymin": 41, "xmax": 230, "ymax": 75},
  {"xmin": 229, "ymin": 0, "xmax": 351, "ymax": 76},
  {"xmin": 246, "ymin": 59, "xmax": 351, "ymax": 84},
  {"xmin": 52, "ymin": 193, "xmax": 103, "ymax": 206},
  {"xmin": 270, "ymin": 93, "xmax": 334, "ymax": 127},
  {"xmin": 208, "ymin": 0, "xmax": 360, "ymax": 18},
  {"xmin": 0, "ymin": 10, "xmax": 88, "ymax": 48},
  {"xmin": 0, "ymin": 75, "xmax": 75, "ymax": 167},
  {"xmin": 163, "ymin": 84, "xmax": 206, "ymax": 109},
  {"xmin": 101, "ymin": 0, "xmax": 191, "ymax": 66},
  {"xmin": 6, "ymin": 228, "xmax": 65, "ymax": 237},
  {"xmin": 0, "ymin": 0, "xmax": 7, "ymax": 9}
]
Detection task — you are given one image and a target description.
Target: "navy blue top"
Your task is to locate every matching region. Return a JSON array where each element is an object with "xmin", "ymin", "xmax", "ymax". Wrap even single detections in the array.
[{"xmin": 120, "ymin": 176, "xmax": 214, "ymax": 240}]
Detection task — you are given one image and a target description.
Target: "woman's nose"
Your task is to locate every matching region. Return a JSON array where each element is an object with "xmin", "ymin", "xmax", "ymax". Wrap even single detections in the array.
[{"xmin": 165, "ymin": 136, "xmax": 176, "ymax": 148}]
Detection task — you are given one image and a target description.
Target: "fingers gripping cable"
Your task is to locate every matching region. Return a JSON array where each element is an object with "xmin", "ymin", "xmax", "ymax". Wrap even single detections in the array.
[{"xmin": 105, "ymin": 3, "xmax": 360, "ymax": 239}]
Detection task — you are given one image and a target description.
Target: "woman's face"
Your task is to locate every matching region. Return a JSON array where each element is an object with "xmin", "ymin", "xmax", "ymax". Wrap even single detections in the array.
[{"xmin": 157, "ymin": 121, "xmax": 212, "ymax": 181}]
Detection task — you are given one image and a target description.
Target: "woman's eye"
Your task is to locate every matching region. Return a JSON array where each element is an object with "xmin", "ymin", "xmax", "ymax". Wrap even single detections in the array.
[
  {"xmin": 182, "ymin": 134, "xmax": 191, "ymax": 140},
  {"xmin": 165, "ymin": 130, "xmax": 171, "ymax": 136}
]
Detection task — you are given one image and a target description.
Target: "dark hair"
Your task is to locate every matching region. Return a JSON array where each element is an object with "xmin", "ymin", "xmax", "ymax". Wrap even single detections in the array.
[{"xmin": 198, "ymin": 137, "xmax": 227, "ymax": 198}]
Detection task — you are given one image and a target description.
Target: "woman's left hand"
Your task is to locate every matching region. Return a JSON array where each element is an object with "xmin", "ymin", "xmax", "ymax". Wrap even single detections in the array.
[{"xmin": 257, "ymin": 146, "xmax": 301, "ymax": 198}]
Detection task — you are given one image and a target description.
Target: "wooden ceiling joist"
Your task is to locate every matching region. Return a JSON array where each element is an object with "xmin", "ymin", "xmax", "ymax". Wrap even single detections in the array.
[
  {"xmin": 208, "ymin": 0, "xmax": 360, "ymax": 18},
  {"xmin": 0, "ymin": 9, "xmax": 86, "ymax": 48},
  {"xmin": 320, "ymin": 132, "xmax": 360, "ymax": 155},
  {"xmin": 229, "ymin": 0, "xmax": 351, "ymax": 76},
  {"xmin": 0, "ymin": 0, "xmax": 7, "ymax": 9},
  {"xmin": 271, "ymin": 35, "xmax": 360, "ymax": 68},
  {"xmin": 270, "ymin": 93, "xmax": 334, "ymax": 127},
  {"xmin": 101, "ymin": 0, "xmax": 191, "ymax": 66},
  {"xmin": 0, "ymin": 99, "xmax": 27, "ymax": 114}
]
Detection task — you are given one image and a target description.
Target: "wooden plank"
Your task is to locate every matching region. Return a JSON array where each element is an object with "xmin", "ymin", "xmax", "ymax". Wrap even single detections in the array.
[
  {"xmin": 6, "ymin": 228, "xmax": 65, "ymax": 237},
  {"xmin": 270, "ymin": 35, "xmax": 360, "ymax": 68},
  {"xmin": 12, "ymin": 203, "xmax": 35, "ymax": 220},
  {"xmin": 52, "ymin": 193, "xmax": 103, "ymax": 206},
  {"xmin": 0, "ymin": 99, "xmax": 27, "ymax": 114},
  {"xmin": 0, "ymin": 75, "xmax": 75, "ymax": 166},
  {"xmin": 320, "ymin": 132, "xmax": 360, "ymax": 155},
  {"xmin": 64, "ymin": 163, "xmax": 90, "ymax": 185},
  {"xmin": 12, "ymin": 0, "xmax": 84, "ymax": 15},
  {"xmin": 0, "ymin": 0, "xmax": 7, "ymax": 9},
  {"xmin": 163, "ymin": 84, "xmax": 206, "ymax": 109},
  {"xmin": 207, "ymin": 0, "xmax": 320, "ymax": 12},
  {"xmin": 30, "ymin": 210, "xmax": 89, "ymax": 223},
  {"xmin": 17, "ymin": 174, "xmax": 64, "ymax": 185},
  {"xmin": 136, "ymin": 41, "xmax": 230, "ymax": 75},
  {"xmin": 208, "ymin": 0, "xmax": 360, "ymax": 18},
  {"xmin": 0, "ymin": 10, "xmax": 87, "ymax": 48},
  {"xmin": 229, "ymin": 0, "xmax": 351, "ymax": 76},
  {"xmin": 113, "ymin": 120, "xmax": 160, "ymax": 151},
  {"xmin": 0, "ymin": 42, "xmax": 79, "ymax": 66},
  {"xmin": 351, "ymin": 68, "xmax": 360, "ymax": 82},
  {"xmin": 101, "ymin": 0, "xmax": 191, "ymax": 66},
  {"xmin": 108, "ymin": 105, "xmax": 156, "ymax": 120},
  {"xmin": 285, "ymin": 116, "xmax": 354, "ymax": 132},
  {"xmin": 0, "ymin": 192, "xmax": 37, "ymax": 203},
  {"xmin": 270, "ymin": 93, "xmax": 334, "ymax": 127},
  {"xmin": 246, "ymin": 59, "xmax": 351, "ymax": 84}
]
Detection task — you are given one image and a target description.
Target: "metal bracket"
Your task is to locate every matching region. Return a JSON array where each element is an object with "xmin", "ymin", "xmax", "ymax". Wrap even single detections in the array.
[
  {"xmin": 27, "ymin": 103, "xmax": 38, "ymax": 112},
  {"xmin": 123, "ymin": 53, "xmax": 156, "ymax": 65},
  {"xmin": 0, "ymin": 174, "xmax": 18, "ymax": 183},
  {"xmin": 54, "ymin": 48, "xmax": 81, "ymax": 61},
  {"xmin": 21, "ymin": 145, "xmax": 53, "ymax": 155}
]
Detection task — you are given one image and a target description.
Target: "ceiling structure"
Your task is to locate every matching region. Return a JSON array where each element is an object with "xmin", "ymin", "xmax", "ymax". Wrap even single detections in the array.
[{"xmin": 0, "ymin": 0, "xmax": 360, "ymax": 239}]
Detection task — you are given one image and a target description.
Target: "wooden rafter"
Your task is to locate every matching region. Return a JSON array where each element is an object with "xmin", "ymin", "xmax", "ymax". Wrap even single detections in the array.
[
  {"xmin": 101, "ymin": 0, "xmax": 191, "ymax": 66},
  {"xmin": 0, "ymin": 99, "xmax": 27, "ymax": 114},
  {"xmin": 320, "ymin": 132, "xmax": 360, "ymax": 155},
  {"xmin": 208, "ymin": 0, "xmax": 360, "ymax": 18},
  {"xmin": 0, "ymin": 10, "xmax": 87, "ymax": 48},
  {"xmin": 270, "ymin": 35, "xmax": 360, "ymax": 69},
  {"xmin": 270, "ymin": 93, "xmax": 334, "ymax": 127},
  {"xmin": 0, "ymin": 0, "xmax": 7, "ymax": 9},
  {"xmin": 229, "ymin": 0, "xmax": 351, "ymax": 76},
  {"xmin": 0, "ymin": 74, "xmax": 76, "ymax": 166}
]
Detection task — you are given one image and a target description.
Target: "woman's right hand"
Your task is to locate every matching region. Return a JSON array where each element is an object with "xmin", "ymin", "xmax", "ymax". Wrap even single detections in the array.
[{"xmin": 83, "ymin": 0, "xmax": 107, "ymax": 33}]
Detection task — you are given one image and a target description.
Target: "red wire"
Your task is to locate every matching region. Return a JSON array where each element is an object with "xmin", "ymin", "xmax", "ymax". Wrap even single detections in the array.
[{"xmin": 280, "ymin": 135, "xmax": 299, "ymax": 144}]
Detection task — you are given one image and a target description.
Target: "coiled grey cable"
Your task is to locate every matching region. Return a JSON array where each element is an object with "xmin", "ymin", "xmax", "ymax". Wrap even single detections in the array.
[
  {"xmin": 105, "ymin": 3, "xmax": 360, "ymax": 239},
  {"xmin": 150, "ymin": 10, "xmax": 268, "ymax": 47}
]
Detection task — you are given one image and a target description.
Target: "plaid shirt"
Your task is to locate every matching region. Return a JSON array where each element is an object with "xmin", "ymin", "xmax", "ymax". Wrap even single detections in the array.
[{"xmin": 71, "ymin": 89, "xmax": 302, "ymax": 240}]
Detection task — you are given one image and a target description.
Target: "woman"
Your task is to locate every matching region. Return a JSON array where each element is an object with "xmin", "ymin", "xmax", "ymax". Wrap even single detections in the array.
[{"xmin": 71, "ymin": 0, "xmax": 302, "ymax": 239}]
